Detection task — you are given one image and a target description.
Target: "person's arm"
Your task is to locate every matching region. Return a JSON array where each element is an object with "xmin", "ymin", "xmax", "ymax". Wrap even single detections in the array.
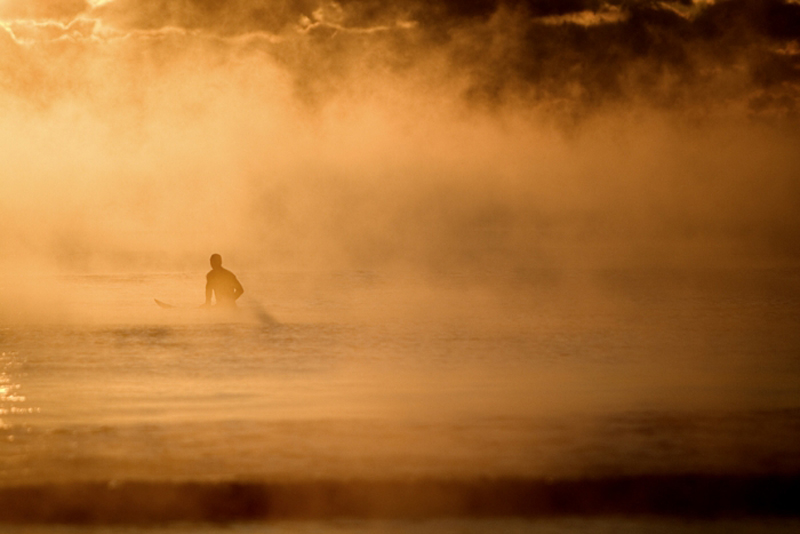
[{"xmin": 233, "ymin": 277, "xmax": 244, "ymax": 301}]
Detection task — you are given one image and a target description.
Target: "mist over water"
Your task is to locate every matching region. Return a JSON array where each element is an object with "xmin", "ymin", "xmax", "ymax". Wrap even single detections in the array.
[
  {"xmin": 1, "ymin": 0, "xmax": 798, "ymax": 281},
  {"xmin": 1, "ymin": 0, "xmax": 800, "ymax": 528}
]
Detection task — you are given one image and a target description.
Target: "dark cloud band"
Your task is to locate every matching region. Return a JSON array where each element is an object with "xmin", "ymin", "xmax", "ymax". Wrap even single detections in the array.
[{"xmin": 0, "ymin": 1, "xmax": 798, "ymax": 117}]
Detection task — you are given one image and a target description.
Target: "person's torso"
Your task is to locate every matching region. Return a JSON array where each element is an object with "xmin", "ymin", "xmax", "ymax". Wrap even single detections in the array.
[{"xmin": 207, "ymin": 269, "xmax": 238, "ymax": 301}]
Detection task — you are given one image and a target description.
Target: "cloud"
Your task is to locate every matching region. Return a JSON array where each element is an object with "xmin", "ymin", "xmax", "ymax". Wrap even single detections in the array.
[
  {"xmin": 84, "ymin": 1, "xmax": 800, "ymax": 115},
  {"xmin": 2, "ymin": 2, "xmax": 798, "ymax": 115},
  {"xmin": 0, "ymin": 0, "xmax": 798, "ymax": 275},
  {"xmin": 0, "ymin": 0, "xmax": 89, "ymax": 21},
  {"xmin": 535, "ymin": 5, "xmax": 629, "ymax": 26},
  {"xmin": 90, "ymin": 0, "xmax": 316, "ymax": 34},
  {"xmin": 1, "ymin": 17, "xmax": 97, "ymax": 44}
]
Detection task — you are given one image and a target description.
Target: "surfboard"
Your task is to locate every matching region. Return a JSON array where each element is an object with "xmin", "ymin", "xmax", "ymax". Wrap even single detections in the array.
[{"xmin": 154, "ymin": 298, "xmax": 279, "ymax": 325}]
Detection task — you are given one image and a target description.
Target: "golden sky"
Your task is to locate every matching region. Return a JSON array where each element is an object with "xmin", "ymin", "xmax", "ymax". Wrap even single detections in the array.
[{"xmin": 1, "ymin": 0, "xmax": 798, "ymax": 273}]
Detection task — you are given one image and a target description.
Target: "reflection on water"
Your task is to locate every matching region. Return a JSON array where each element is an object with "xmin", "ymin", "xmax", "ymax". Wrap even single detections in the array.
[{"xmin": 0, "ymin": 349, "xmax": 35, "ymax": 428}]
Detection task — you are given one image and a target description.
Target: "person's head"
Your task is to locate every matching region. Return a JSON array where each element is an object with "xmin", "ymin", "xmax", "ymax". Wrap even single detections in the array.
[{"xmin": 210, "ymin": 254, "xmax": 222, "ymax": 269}]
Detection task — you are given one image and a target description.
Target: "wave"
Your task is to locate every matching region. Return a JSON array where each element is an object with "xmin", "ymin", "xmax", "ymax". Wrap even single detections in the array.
[{"xmin": 0, "ymin": 475, "xmax": 798, "ymax": 524}]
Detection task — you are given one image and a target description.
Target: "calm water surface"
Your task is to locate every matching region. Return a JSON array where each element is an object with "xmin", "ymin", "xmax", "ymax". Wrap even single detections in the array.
[
  {"xmin": 4, "ymin": 518, "xmax": 800, "ymax": 534},
  {"xmin": 1, "ymin": 268, "xmax": 799, "ymax": 528}
]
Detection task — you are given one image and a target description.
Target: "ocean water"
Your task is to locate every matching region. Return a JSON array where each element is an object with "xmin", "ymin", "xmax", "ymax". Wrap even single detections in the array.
[
  {"xmin": 1, "ymin": 267, "xmax": 799, "ymax": 530},
  {"xmin": 3, "ymin": 518, "xmax": 800, "ymax": 534}
]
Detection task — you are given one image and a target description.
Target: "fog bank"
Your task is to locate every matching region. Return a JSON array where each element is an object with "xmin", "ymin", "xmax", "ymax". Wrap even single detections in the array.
[{"xmin": 1, "ymin": 0, "xmax": 798, "ymax": 278}]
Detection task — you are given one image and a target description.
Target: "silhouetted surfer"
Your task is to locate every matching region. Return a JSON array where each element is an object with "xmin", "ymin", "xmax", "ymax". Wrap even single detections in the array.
[{"xmin": 203, "ymin": 254, "xmax": 244, "ymax": 308}]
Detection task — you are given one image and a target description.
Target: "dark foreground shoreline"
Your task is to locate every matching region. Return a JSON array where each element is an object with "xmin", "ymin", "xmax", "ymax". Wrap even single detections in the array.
[{"xmin": 1, "ymin": 475, "xmax": 798, "ymax": 524}]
